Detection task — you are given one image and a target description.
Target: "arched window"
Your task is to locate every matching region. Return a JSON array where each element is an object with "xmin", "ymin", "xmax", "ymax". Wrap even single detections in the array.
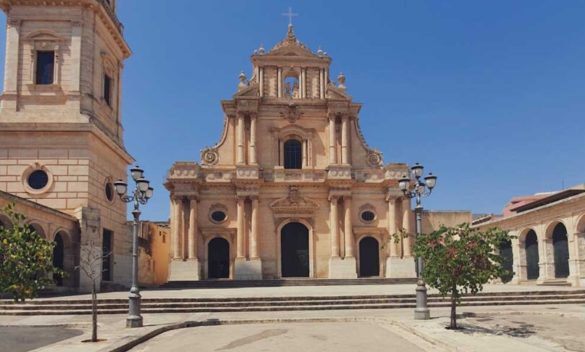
[{"xmin": 284, "ymin": 139, "xmax": 302, "ymax": 169}]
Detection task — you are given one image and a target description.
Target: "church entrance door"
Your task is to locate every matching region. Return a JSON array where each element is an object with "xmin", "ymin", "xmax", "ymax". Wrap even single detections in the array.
[
  {"xmin": 525, "ymin": 230, "xmax": 539, "ymax": 280},
  {"xmin": 208, "ymin": 238, "xmax": 230, "ymax": 279},
  {"xmin": 552, "ymin": 224, "xmax": 570, "ymax": 278},
  {"xmin": 359, "ymin": 237, "xmax": 380, "ymax": 277},
  {"xmin": 281, "ymin": 222, "xmax": 309, "ymax": 277}
]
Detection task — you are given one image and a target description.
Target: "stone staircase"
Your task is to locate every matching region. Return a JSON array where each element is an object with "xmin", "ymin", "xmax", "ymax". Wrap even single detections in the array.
[
  {"xmin": 162, "ymin": 278, "xmax": 415, "ymax": 288},
  {"xmin": 1, "ymin": 289, "xmax": 585, "ymax": 316}
]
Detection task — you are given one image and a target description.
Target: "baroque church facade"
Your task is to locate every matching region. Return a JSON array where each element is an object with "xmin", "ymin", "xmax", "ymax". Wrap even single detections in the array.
[
  {"xmin": 165, "ymin": 25, "xmax": 418, "ymax": 280},
  {"xmin": 0, "ymin": 0, "xmax": 133, "ymax": 291}
]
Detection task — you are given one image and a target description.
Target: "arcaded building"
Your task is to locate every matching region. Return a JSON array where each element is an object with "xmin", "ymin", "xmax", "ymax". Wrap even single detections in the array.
[
  {"xmin": 474, "ymin": 185, "xmax": 585, "ymax": 287},
  {"xmin": 165, "ymin": 25, "xmax": 421, "ymax": 281},
  {"xmin": 0, "ymin": 0, "xmax": 133, "ymax": 291}
]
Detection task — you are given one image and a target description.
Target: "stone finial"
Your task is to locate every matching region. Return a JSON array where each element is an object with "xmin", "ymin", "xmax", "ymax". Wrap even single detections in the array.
[
  {"xmin": 337, "ymin": 72, "xmax": 346, "ymax": 90},
  {"xmin": 238, "ymin": 71, "xmax": 249, "ymax": 91},
  {"xmin": 258, "ymin": 43, "xmax": 265, "ymax": 55}
]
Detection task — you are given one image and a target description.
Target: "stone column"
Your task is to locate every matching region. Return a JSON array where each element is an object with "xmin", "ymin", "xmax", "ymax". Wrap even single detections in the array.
[
  {"xmin": 301, "ymin": 139, "xmax": 307, "ymax": 168},
  {"xmin": 277, "ymin": 68, "xmax": 282, "ymax": 98},
  {"xmin": 170, "ymin": 196, "xmax": 179, "ymax": 259},
  {"xmin": 3, "ymin": 19, "xmax": 20, "ymax": 96},
  {"xmin": 259, "ymin": 68, "xmax": 264, "ymax": 97},
  {"xmin": 510, "ymin": 234, "xmax": 522, "ymax": 284},
  {"xmin": 387, "ymin": 197, "xmax": 400, "ymax": 257},
  {"xmin": 330, "ymin": 196, "xmax": 339, "ymax": 257},
  {"xmin": 174, "ymin": 197, "xmax": 184, "ymax": 259},
  {"xmin": 574, "ymin": 232, "xmax": 585, "ymax": 286},
  {"xmin": 319, "ymin": 69, "xmax": 325, "ymax": 99},
  {"xmin": 341, "ymin": 116, "xmax": 349, "ymax": 164},
  {"xmin": 187, "ymin": 198, "xmax": 198, "ymax": 259},
  {"xmin": 70, "ymin": 21, "xmax": 82, "ymax": 94},
  {"xmin": 250, "ymin": 197, "xmax": 259, "ymax": 258},
  {"xmin": 236, "ymin": 114, "xmax": 245, "ymax": 164},
  {"xmin": 402, "ymin": 198, "xmax": 413, "ymax": 257},
  {"xmin": 236, "ymin": 197, "xmax": 245, "ymax": 258},
  {"xmin": 344, "ymin": 197, "xmax": 354, "ymax": 258},
  {"xmin": 249, "ymin": 114, "xmax": 257, "ymax": 164},
  {"xmin": 329, "ymin": 117, "xmax": 336, "ymax": 164}
]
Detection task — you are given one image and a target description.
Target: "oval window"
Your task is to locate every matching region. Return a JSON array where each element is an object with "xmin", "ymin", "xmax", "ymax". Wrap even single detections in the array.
[
  {"xmin": 211, "ymin": 211, "xmax": 227, "ymax": 223},
  {"xmin": 28, "ymin": 170, "xmax": 49, "ymax": 190},
  {"xmin": 105, "ymin": 182, "xmax": 114, "ymax": 202},
  {"xmin": 361, "ymin": 210, "xmax": 376, "ymax": 223}
]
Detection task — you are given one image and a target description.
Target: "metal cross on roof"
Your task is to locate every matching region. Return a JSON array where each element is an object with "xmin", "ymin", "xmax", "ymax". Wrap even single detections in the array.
[{"xmin": 282, "ymin": 7, "xmax": 299, "ymax": 26}]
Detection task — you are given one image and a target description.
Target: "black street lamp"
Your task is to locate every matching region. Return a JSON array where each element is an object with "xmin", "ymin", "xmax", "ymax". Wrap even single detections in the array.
[
  {"xmin": 399, "ymin": 162, "xmax": 437, "ymax": 320},
  {"xmin": 114, "ymin": 165, "xmax": 153, "ymax": 328}
]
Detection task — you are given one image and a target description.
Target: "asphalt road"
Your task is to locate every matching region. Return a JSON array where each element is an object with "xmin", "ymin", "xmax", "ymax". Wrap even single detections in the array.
[
  {"xmin": 131, "ymin": 321, "xmax": 426, "ymax": 352},
  {"xmin": 0, "ymin": 326, "xmax": 83, "ymax": 352}
]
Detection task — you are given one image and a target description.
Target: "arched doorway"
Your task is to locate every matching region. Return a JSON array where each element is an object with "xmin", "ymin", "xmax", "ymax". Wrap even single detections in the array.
[
  {"xmin": 359, "ymin": 237, "xmax": 380, "ymax": 277},
  {"xmin": 208, "ymin": 238, "xmax": 230, "ymax": 279},
  {"xmin": 552, "ymin": 223, "xmax": 569, "ymax": 278},
  {"xmin": 53, "ymin": 233, "xmax": 65, "ymax": 286},
  {"xmin": 281, "ymin": 222, "xmax": 309, "ymax": 277},
  {"xmin": 499, "ymin": 239, "xmax": 513, "ymax": 283},
  {"xmin": 525, "ymin": 230, "xmax": 539, "ymax": 280}
]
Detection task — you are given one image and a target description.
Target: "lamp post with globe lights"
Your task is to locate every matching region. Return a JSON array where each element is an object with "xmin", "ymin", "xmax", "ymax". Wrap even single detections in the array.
[
  {"xmin": 399, "ymin": 163, "xmax": 437, "ymax": 320},
  {"xmin": 113, "ymin": 165, "xmax": 153, "ymax": 328}
]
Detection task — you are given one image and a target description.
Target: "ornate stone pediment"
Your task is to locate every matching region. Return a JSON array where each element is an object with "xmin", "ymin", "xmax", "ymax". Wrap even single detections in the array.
[{"xmin": 270, "ymin": 186, "xmax": 318, "ymax": 217}]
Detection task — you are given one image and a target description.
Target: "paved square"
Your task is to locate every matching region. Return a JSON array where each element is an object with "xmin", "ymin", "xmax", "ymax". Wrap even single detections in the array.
[{"xmin": 130, "ymin": 322, "xmax": 426, "ymax": 352}]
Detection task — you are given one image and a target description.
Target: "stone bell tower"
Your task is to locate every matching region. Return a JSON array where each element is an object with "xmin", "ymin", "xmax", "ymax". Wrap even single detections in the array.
[{"xmin": 0, "ymin": 0, "xmax": 133, "ymax": 291}]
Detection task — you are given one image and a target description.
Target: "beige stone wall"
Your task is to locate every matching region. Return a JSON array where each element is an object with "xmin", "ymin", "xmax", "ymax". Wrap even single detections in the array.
[{"xmin": 421, "ymin": 210, "xmax": 473, "ymax": 234}]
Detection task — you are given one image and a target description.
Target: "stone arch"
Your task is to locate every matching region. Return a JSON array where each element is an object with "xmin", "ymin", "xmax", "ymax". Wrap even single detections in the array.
[
  {"xmin": 283, "ymin": 68, "xmax": 300, "ymax": 99},
  {"xmin": 276, "ymin": 218, "xmax": 315, "ymax": 278},
  {"xmin": 207, "ymin": 237, "xmax": 230, "ymax": 279},
  {"xmin": 576, "ymin": 213, "xmax": 585, "ymax": 234},
  {"xmin": 275, "ymin": 125, "xmax": 313, "ymax": 168},
  {"xmin": 545, "ymin": 220, "xmax": 568, "ymax": 239},
  {"xmin": 51, "ymin": 229, "xmax": 75, "ymax": 287},
  {"xmin": 358, "ymin": 236, "xmax": 380, "ymax": 277},
  {"xmin": 27, "ymin": 222, "xmax": 46, "ymax": 239}
]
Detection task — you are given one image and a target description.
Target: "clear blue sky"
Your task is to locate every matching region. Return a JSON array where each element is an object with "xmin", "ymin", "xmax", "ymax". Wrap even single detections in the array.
[{"xmin": 1, "ymin": 1, "xmax": 584, "ymax": 221}]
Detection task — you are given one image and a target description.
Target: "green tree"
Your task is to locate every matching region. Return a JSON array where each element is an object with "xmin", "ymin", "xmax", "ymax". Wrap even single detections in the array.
[
  {"xmin": 413, "ymin": 223, "xmax": 513, "ymax": 329},
  {"xmin": 0, "ymin": 203, "xmax": 63, "ymax": 302}
]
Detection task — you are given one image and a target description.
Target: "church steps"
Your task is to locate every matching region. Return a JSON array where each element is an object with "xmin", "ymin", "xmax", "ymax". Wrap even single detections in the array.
[
  {"xmin": 1, "ymin": 298, "xmax": 585, "ymax": 316},
  {"xmin": 2, "ymin": 293, "xmax": 585, "ymax": 310},
  {"xmin": 2, "ymin": 288, "xmax": 583, "ymax": 305},
  {"xmin": 1, "ymin": 291, "xmax": 584, "ymax": 315}
]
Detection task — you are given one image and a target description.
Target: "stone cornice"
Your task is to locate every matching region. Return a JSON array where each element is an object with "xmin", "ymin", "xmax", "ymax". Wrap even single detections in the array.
[
  {"xmin": 0, "ymin": 0, "xmax": 131, "ymax": 58},
  {"xmin": 474, "ymin": 192, "xmax": 585, "ymax": 230},
  {"xmin": 0, "ymin": 190, "xmax": 78, "ymax": 222}
]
